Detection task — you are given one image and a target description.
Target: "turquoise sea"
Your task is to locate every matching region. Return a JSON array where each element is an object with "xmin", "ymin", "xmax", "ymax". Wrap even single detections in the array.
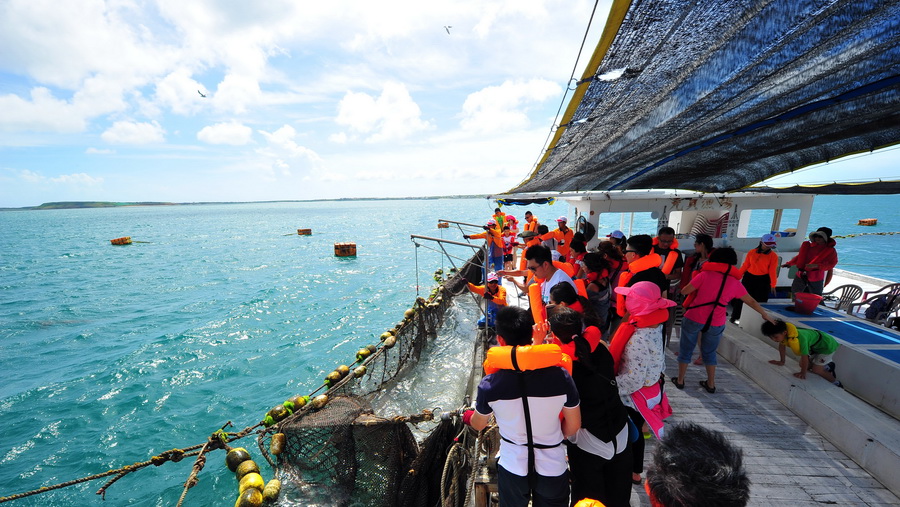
[{"xmin": 0, "ymin": 195, "xmax": 897, "ymax": 505}]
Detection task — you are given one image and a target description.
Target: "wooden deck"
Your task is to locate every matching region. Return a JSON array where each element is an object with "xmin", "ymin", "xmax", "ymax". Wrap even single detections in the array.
[{"xmin": 628, "ymin": 353, "xmax": 900, "ymax": 506}]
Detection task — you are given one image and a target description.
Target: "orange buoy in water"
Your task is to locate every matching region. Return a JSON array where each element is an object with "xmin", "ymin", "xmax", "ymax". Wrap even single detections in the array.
[
  {"xmin": 857, "ymin": 218, "xmax": 877, "ymax": 226},
  {"xmin": 297, "ymin": 228, "xmax": 312, "ymax": 235},
  {"xmin": 334, "ymin": 243, "xmax": 357, "ymax": 257},
  {"xmin": 110, "ymin": 237, "xmax": 132, "ymax": 245}
]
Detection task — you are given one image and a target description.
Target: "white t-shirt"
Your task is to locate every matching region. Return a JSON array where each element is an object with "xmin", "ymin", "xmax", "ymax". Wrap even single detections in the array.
[{"xmin": 541, "ymin": 268, "xmax": 576, "ymax": 305}]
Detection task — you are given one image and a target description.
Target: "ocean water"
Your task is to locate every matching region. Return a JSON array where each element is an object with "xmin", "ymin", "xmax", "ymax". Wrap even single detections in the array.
[{"xmin": 0, "ymin": 195, "xmax": 897, "ymax": 505}]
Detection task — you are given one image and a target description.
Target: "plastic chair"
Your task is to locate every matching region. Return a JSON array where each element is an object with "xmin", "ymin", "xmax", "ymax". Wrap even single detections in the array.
[
  {"xmin": 847, "ymin": 283, "xmax": 900, "ymax": 325},
  {"xmin": 820, "ymin": 284, "xmax": 863, "ymax": 312}
]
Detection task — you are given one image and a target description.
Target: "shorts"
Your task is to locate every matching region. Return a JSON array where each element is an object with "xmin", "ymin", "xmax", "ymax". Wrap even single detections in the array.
[{"xmin": 810, "ymin": 352, "xmax": 835, "ymax": 366}]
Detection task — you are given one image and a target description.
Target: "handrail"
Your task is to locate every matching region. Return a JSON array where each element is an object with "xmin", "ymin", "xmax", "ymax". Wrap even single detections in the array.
[
  {"xmin": 411, "ymin": 234, "xmax": 489, "ymax": 323},
  {"xmin": 410, "ymin": 235, "xmax": 483, "ymax": 249},
  {"xmin": 437, "ymin": 219, "xmax": 484, "ymax": 228}
]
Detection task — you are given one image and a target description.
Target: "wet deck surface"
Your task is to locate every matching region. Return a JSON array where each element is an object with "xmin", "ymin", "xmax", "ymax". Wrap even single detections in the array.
[{"xmin": 628, "ymin": 352, "xmax": 900, "ymax": 506}]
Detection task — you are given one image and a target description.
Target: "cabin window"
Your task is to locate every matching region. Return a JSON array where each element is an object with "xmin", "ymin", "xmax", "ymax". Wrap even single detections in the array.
[
  {"xmin": 597, "ymin": 212, "xmax": 657, "ymax": 236},
  {"xmin": 736, "ymin": 208, "xmax": 800, "ymax": 238}
]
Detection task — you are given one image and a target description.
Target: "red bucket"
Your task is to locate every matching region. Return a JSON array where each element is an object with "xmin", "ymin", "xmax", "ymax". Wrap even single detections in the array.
[{"xmin": 794, "ymin": 292, "xmax": 823, "ymax": 314}]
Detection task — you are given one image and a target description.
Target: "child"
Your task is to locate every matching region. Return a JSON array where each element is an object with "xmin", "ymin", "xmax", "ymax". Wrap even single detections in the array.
[
  {"xmin": 501, "ymin": 225, "xmax": 518, "ymax": 270},
  {"xmin": 546, "ymin": 306, "xmax": 632, "ymax": 507},
  {"xmin": 761, "ymin": 319, "xmax": 841, "ymax": 386}
]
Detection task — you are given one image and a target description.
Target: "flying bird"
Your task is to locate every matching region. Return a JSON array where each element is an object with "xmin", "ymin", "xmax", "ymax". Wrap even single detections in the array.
[
  {"xmin": 444, "ymin": 25, "xmax": 452, "ymax": 34},
  {"xmin": 197, "ymin": 90, "xmax": 206, "ymax": 98}
]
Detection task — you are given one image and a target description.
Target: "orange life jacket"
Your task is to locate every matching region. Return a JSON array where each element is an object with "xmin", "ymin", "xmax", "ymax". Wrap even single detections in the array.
[{"xmin": 483, "ymin": 344, "xmax": 573, "ymax": 376}]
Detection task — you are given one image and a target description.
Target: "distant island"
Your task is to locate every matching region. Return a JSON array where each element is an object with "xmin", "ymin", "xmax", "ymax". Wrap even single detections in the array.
[{"xmin": 1, "ymin": 196, "xmax": 489, "ymax": 211}]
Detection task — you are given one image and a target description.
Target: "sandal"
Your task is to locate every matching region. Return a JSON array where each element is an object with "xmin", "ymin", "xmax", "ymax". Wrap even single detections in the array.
[
  {"xmin": 673, "ymin": 377, "xmax": 685, "ymax": 389},
  {"xmin": 693, "ymin": 357, "xmax": 704, "ymax": 366},
  {"xmin": 699, "ymin": 380, "xmax": 716, "ymax": 394}
]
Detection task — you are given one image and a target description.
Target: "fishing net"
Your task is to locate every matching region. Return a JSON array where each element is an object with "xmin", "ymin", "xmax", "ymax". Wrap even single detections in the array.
[{"xmin": 258, "ymin": 252, "xmax": 484, "ymax": 506}]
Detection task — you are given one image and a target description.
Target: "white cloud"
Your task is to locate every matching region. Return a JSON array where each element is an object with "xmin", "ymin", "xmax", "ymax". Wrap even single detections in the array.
[
  {"xmin": 86, "ymin": 147, "xmax": 115, "ymax": 155},
  {"xmin": 0, "ymin": 88, "xmax": 87, "ymax": 133},
  {"xmin": 155, "ymin": 70, "xmax": 207, "ymax": 115},
  {"xmin": 49, "ymin": 173, "xmax": 104, "ymax": 185},
  {"xmin": 101, "ymin": 121, "xmax": 166, "ymax": 144},
  {"xmin": 335, "ymin": 82, "xmax": 432, "ymax": 142},
  {"xmin": 256, "ymin": 125, "xmax": 322, "ymax": 177},
  {"xmin": 197, "ymin": 121, "xmax": 253, "ymax": 145},
  {"xmin": 14, "ymin": 169, "xmax": 103, "ymax": 186},
  {"xmin": 212, "ymin": 73, "xmax": 263, "ymax": 115},
  {"xmin": 329, "ymin": 132, "xmax": 348, "ymax": 144},
  {"xmin": 460, "ymin": 79, "xmax": 560, "ymax": 133}
]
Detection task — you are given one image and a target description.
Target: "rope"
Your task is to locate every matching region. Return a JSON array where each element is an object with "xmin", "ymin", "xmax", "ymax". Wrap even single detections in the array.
[
  {"xmin": 527, "ymin": 0, "xmax": 602, "ymax": 175},
  {"xmin": 0, "ymin": 424, "xmax": 260, "ymax": 504},
  {"xmin": 175, "ymin": 425, "xmax": 231, "ymax": 507},
  {"xmin": 832, "ymin": 231, "xmax": 899, "ymax": 239},
  {"xmin": 440, "ymin": 442, "xmax": 466, "ymax": 507}
]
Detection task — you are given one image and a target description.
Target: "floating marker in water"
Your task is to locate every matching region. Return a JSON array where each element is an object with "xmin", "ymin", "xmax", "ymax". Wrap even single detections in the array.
[{"xmin": 334, "ymin": 242, "xmax": 357, "ymax": 257}]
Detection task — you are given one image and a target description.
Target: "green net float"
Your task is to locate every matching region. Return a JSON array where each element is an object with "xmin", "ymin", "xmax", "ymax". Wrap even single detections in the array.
[
  {"xmin": 356, "ymin": 348, "xmax": 372, "ymax": 361},
  {"xmin": 225, "ymin": 447, "xmax": 252, "ymax": 472},
  {"xmin": 262, "ymin": 479, "xmax": 282, "ymax": 503},
  {"xmin": 235, "ymin": 459, "xmax": 260, "ymax": 481},
  {"xmin": 235, "ymin": 487, "xmax": 263, "ymax": 507},
  {"xmin": 262, "ymin": 415, "xmax": 275, "ymax": 427},
  {"xmin": 269, "ymin": 433, "xmax": 285, "ymax": 455},
  {"xmin": 336, "ymin": 365, "xmax": 350, "ymax": 378},
  {"xmin": 353, "ymin": 365, "xmax": 367, "ymax": 378},
  {"xmin": 267, "ymin": 405, "xmax": 290, "ymax": 423},
  {"xmin": 311, "ymin": 394, "xmax": 328, "ymax": 409},
  {"xmin": 287, "ymin": 395, "xmax": 307, "ymax": 410},
  {"xmin": 239, "ymin": 472, "xmax": 265, "ymax": 494}
]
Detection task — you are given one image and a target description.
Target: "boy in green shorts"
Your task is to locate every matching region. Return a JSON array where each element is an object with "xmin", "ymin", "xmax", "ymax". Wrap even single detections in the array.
[{"xmin": 761, "ymin": 319, "xmax": 842, "ymax": 386}]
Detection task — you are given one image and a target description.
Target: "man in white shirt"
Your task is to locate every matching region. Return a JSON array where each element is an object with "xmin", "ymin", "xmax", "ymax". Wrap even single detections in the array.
[{"xmin": 524, "ymin": 245, "xmax": 576, "ymax": 305}]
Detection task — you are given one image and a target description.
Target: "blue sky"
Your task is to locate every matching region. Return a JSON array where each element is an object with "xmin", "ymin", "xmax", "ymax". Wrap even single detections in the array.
[{"xmin": 0, "ymin": 0, "xmax": 896, "ymax": 208}]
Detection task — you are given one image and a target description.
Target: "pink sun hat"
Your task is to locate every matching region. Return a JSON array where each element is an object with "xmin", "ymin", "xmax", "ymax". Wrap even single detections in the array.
[{"xmin": 614, "ymin": 281, "xmax": 676, "ymax": 316}]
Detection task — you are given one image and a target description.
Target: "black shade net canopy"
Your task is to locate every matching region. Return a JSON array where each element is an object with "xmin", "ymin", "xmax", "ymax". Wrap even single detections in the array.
[{"xmin": 511, "ymin": 0, "xmax": 900, "ymax": 195}]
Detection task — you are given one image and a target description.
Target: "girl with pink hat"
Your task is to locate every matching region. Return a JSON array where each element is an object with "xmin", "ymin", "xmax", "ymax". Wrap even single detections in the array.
[{"xmin": 608, "ymin": 281, "xmax": 676, "ymax": 485}]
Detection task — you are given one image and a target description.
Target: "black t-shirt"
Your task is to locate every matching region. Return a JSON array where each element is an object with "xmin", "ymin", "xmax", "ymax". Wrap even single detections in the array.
[{"xmin": 653, "ymin": 246, "xmax": 684, "ymax": 271}]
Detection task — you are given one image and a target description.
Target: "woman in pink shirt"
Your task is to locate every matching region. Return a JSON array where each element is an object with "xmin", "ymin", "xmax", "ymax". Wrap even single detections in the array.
[{"xmin": 674, "ymin": 248, "xmax": 774, "ymax": 393}]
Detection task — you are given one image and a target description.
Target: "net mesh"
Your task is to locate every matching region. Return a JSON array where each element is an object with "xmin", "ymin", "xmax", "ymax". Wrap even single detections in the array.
[{"xmin": 258, "ymin": 252, "xmax": 484, "ymax": 506}]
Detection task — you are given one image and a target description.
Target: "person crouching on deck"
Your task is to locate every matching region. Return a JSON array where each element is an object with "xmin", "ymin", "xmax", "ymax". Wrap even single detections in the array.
[
  {"xmin": 466, "ymin": 272, "xmax": 508, "ymax": 329},
  {"xmin": 467, "ymin": 306, "xmax": 581, "ymax": 507},
  {"xmin": 762, "ymin": 319, "xmax": 842, "ymax": 386}
]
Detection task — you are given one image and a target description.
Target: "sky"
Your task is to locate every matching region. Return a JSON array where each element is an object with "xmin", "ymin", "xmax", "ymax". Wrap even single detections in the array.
[{"xmin": 0, "ymin": 0, "xmax": 897, "ymax": 208}]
